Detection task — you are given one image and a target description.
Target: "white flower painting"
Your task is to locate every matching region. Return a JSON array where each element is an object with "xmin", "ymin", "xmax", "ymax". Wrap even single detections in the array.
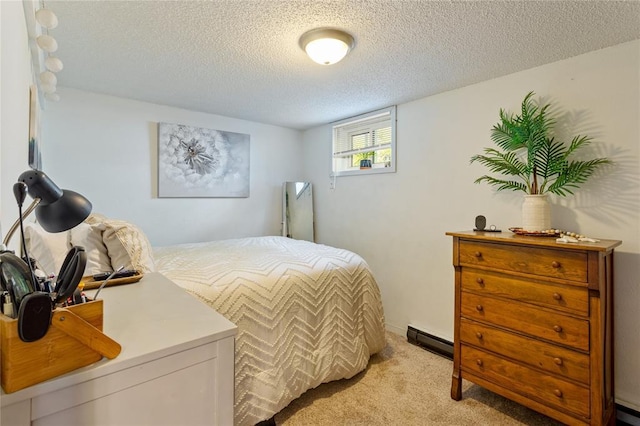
[{"xmin": 158, "ymin": 122, "xmax": 250, "ymax": 197}]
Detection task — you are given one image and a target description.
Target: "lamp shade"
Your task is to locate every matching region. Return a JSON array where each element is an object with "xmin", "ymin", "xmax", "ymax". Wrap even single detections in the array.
[
  {"xmin": 40, "ymin": 71, "xmax": 57, "ymax": 86},
  {"xmin": 44, "ymin": 56, "xmax": 64, "ymax": 73},
  {"xmin": 40, "ymin": 83, "xmax": 57, "ymax": 94},
  {"xmin": 35, "ymin": 8, "xmax": 58, "ymax": 30},
  {"xmin": 18, "ymin": 170, "xmax": 92, "ymax": 233},
  {"xmin": 45, "ymin": 92, "xmax": 61, "ymax": 102},
  {"xmin": 36, "ymin": 35, "xmax": 58, "ymax": 53}
]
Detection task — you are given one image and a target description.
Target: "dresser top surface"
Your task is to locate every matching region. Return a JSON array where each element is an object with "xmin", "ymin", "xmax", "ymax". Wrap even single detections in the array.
[
  {"xmin": 1, "ymin": 273, "xmax": 237, "ymax": 405},
  {"xmin": 446, "ymin": 230, "xmax": 622, "ymax": 252}
]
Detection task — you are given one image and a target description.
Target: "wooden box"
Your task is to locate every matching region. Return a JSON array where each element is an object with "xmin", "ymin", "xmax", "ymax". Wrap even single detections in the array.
[{"xmin": 0, "ymin": 299, "xmax": 120, "ymax": 393}]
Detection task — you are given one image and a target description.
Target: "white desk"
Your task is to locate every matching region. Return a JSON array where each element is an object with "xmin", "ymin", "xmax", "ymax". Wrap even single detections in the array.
[{"xmin": 1, "ymin": 273, "xmax": 237, "ymax": 426}]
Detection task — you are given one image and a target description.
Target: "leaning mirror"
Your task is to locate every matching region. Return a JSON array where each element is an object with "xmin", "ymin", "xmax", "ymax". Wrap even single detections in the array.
[{"xmin": 282, "ymin": 182, "xmax": 314, "ymax": 242}]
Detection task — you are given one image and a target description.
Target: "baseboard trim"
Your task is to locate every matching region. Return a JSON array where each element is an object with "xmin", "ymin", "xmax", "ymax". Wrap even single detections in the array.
[
  {"xmin": 406, "ymin": 325, "xmax": 453, "ymax": 359},
  {"xmin": 617, "ymin": 404, "xmax": 640, "ymax": 425}
]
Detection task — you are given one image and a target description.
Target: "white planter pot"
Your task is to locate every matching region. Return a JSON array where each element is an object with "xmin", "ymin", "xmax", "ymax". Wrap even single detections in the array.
[{"xmin": 522, "ymin": 194, "xmax": 551, "ymax": 231}]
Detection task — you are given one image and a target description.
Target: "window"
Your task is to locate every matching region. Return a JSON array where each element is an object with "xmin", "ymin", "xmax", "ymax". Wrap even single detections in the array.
[{"xmin": 332, "ymin": 106, "xmax": 396, "ymax": 176}]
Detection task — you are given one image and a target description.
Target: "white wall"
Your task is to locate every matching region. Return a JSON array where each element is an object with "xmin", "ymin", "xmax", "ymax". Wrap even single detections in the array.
[
  {"xmin": 303, "ymin": 40, "xmax": 640, "ymax": 410},
  {"xmin": 42, "ymin": 88, "xmax": 303, "ymax": 246},
  {"xmin": 0, "ymin": 0, "xmax": 32, "ymax": 251}
]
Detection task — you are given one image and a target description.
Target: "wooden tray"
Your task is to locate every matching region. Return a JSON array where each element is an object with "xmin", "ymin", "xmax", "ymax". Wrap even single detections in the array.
[
  {"xmin": 81, "ymin": 272, "xmax": 144, "ymax": 290},
  {"xmin": 509, "ymin": 227, "xmax": 560, "ymax": 237}
]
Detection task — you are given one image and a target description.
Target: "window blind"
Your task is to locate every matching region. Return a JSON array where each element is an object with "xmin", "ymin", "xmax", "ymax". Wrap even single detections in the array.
[
  {"xmin": 331, "ymin": 106, "xmax": 396, "ymax": 176},
  {"xmin": 333, "ymin": 111, "xmax": 392, "ymax": 157}
]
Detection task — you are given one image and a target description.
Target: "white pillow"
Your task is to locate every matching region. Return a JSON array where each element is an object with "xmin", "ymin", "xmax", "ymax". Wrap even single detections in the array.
[
  {"xmin": 68, "ymin": 222, "xmax": 112, "ymax": 276},
  {"xmin": 101, "ymin": 218, "xmax": 156, "ymax": 273},
  {"xmin": 85, "ymin": 212, "xmax": 108, "ymax": 225},
  {"xmin": 23, "ymin": 222, "xmax": 70, "ymax": 275}
]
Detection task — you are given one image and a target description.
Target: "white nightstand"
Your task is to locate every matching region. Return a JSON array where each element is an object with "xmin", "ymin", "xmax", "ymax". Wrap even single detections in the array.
[{"xmin": 0, "ymin": 273, "xmax": 237, "ymax": 426}]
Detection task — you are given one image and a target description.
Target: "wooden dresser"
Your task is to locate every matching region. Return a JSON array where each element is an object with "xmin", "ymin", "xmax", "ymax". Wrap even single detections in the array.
[{"xmin": 447, "ymin": 231, "xmax": 621, "ymax": 425}]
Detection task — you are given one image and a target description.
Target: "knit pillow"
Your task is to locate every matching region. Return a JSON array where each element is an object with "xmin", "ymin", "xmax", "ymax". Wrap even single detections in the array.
[{"xmin": 101, "ymin": 218, "xmax": 156, "ymax": 273}]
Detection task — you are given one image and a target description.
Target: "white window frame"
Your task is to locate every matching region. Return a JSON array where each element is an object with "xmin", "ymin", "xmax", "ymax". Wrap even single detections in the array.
[{"xmin": 331, "ymin": 106, "xmax": 396, "ymax": 177}]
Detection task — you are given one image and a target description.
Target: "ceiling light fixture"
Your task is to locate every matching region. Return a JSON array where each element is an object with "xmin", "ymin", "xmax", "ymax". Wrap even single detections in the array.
[{"xmin": 299, "ymin": 28, "xmax": 354, "ymax": 65}]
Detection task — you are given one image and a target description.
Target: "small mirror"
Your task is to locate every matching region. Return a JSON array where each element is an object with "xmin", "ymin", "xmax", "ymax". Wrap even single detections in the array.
[{"xmin": 282, "ymin": 182, "xmax": 314, "ymax": 242}]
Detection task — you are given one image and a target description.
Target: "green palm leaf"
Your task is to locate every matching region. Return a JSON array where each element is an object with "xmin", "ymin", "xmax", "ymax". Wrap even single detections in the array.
[
  {"xmin": 546, "ymin": 158, "xmax": 611, "ymax": 195},
  {"xmin": 471, "ymin": 91, "xmax": 610, "ymax": 196},
  {"xmin": 474, "ymin": 176, "xmax": 528, "ymax": 193}
]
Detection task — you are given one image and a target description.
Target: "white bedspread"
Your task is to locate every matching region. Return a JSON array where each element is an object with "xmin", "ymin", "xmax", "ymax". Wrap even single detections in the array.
[{"xmin": 153, "ymin": 236, "xmax": 386, "ymax": 426}]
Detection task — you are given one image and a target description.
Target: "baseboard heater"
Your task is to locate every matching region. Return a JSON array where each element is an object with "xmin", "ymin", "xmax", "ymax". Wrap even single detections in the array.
[
  {"xmin": 617, "ymin": 404, "xmax": 640, "ymax": 426},
  {"xmin": 406, "ymin": 325, "xmax": 453, "ymax": 360}
]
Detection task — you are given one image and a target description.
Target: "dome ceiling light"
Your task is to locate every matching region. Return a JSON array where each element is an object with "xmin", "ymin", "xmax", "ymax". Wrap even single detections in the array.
[{"xmin": 299, "ymin": 28, "xmax": 355, "ymax": 65}]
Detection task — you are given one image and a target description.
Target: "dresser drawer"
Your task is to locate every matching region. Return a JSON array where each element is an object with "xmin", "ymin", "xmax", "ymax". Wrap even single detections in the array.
[
  {"xmin": 459, "ymin": 241, "xmax": 588, "ymax": 283},
  {"xmin": 461, "ymin": 345, "xmax": 590, "ymax": 417},
  {"xmin": 460, "ymin": 318, "xmax": 590, "ymax": 384},
  {"xmin": 461, "ymin": 268, "xmax": 589, "ymax": 316},
  {"xmin": 461, "ymin": 292, "xmax": 589, "ymax": 351}
]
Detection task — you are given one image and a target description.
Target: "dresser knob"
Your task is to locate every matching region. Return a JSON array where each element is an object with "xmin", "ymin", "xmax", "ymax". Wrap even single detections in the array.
[
  {"xmin": 476, "ymin": 305, "xmax": 484, "ymax": 312},
  {"xmin": 554, "ymin": 357, "xmax": 563, "ymax": 366},
  {"xmin": 476, "ymin": 359, "xmax": 483, "ymax": 366},
  {"xmin": 474, "ymin": 251, "xmax": 482, "ymax": 258},
  {"xmin": 476, "ymin": 332, "xmax": 483, "ymax": 339},
  {"xmin": 553, "ymin": 325, "xmax": 563, "ymax": 333},
  {"xmin": 553, "ymin": 293, "xmax": 562, "ymax": 301},
  {"xmin": 476, "ymin": 277, "xmax": 484, "ymax": 285},
  {"xmin": 551, "ymin": 261, "xmax": 561, "ymax": 268},
  {"xmin": 553, "ymin": 389, "xmax": 563, "ymax": 398}
]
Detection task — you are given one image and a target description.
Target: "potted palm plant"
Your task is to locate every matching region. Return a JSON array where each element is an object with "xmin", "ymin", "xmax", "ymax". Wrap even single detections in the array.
[{"xmin": 470, "ymin": 91, "xmax": 611, "ymax": 231}]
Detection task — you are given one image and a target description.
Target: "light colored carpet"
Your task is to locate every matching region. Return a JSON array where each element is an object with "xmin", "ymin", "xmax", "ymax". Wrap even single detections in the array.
[{"xmin": 275, "ymin": 332, "xmax": 562, "ymax": 425}]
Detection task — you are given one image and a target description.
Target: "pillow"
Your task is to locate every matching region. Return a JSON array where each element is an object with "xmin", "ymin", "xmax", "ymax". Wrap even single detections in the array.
[
  {"xmin": 68, "ymin": 222, "xmax": 112, "ymax": 276},
  {"xmin": 101, "ymin": 218, "xmax": 156, "ymax": 273},
  {"xmin": 84, "ymin": 212, "xmax": 108, "ymax": 225},
  {"xmin": 23, "ymin": 222, "xmax": 70, "ymax": 275}
]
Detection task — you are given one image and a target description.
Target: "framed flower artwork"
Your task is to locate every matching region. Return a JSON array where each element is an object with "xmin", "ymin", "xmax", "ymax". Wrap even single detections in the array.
[{"xmin": 157, "ymin": 122, "xmax": 250, "ymax": 198}]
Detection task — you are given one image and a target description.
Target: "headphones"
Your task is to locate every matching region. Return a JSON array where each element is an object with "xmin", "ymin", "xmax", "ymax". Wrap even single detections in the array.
[
  {"xmin": 53, "ymin": 247, "xmax": 87, "ymax": 304},
  {"xmin": 0, "ymin": 246, "xmax": 86, "ymax": 342},
  {"xmin": 0, "ymin": 251, "xmax": 35, "ymax": 310}
]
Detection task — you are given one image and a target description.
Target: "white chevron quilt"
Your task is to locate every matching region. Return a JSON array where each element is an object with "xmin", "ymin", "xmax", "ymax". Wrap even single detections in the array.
[{"xmin": 153, "ymin": 236, "xmax": 386, "ymax": 426}]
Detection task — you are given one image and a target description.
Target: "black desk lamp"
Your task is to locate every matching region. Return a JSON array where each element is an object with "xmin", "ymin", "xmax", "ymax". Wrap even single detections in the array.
[
  {"xmin": 2, "ymin": 170, "xmax": 92, "ymax": 247},
  {"xmin": 0, "ymin": 170, "xmax": 91, "ymax": 341}
]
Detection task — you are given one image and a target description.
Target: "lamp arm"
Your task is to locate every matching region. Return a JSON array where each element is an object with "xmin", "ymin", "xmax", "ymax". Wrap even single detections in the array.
[{"xmin": 2, "ymin": 198, "xmax": 41, "ymax": 247}]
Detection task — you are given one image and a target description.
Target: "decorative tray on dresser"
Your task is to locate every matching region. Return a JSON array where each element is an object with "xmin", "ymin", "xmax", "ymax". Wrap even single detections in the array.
[{"xmin": 446, "ymin": 231, "xmax": 621, "ymax": 426}]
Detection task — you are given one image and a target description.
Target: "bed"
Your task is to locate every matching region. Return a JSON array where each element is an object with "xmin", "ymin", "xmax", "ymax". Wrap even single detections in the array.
[
  {"xmin": 24, "ymin": 218, "xmax": 387, "ymax": 426},
  {"xmin": 154, "ymin": 236, "xmax": 386, "ymax": 425}
]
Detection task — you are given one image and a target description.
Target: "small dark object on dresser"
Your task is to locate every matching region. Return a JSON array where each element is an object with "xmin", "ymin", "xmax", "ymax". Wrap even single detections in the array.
[{"xmin": 92, "ymin": 269, "xmax": 138, "ymax": 281}]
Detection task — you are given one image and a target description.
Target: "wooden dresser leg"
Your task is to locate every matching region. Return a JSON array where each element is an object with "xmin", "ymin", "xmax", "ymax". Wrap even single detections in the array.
[{"xmin": 451, "ymin": 372, "xmax": 462, "ymax": 400}]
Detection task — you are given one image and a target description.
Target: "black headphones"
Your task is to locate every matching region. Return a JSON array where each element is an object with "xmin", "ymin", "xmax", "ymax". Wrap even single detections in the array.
[
  {"xmin": 0, "ymin": 251, "xmax": 36, "ymax": 310},
  {"xmin": 54, "ymin": 246, "xmax": 87, "ymax": 304},
  {"xmin": 0, "ymin": 246, "xmax": 86, "ymax": 342}
]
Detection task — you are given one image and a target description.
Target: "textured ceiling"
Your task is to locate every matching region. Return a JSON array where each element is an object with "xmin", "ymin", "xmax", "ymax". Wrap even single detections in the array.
[{"xmin": 46, "ymin": 0, "xmax": 640, "ymax": 130}]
